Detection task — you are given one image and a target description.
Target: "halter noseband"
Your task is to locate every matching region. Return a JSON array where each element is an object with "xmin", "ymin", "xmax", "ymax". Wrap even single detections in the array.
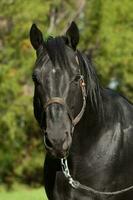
[{"xmin": 44, "ymin": 75, "xmax": 87, "ymax": 128}]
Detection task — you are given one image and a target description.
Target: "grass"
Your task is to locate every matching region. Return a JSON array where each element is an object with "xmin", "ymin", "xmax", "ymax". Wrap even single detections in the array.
[{"xmin": 0, "ymin": 184, "xmax": 48, "ymax": 200}]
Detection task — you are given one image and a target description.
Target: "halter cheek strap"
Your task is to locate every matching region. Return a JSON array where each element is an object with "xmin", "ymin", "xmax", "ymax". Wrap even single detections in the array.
[{"xmin": 72, "ymin": 76, "xmax": 86, "ymax": 126}]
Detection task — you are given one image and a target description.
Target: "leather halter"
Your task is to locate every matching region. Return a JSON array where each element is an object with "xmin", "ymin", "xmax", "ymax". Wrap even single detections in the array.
[{"xmin": 44, "ymin": 75, "xmax": 87, "ymax": 127}]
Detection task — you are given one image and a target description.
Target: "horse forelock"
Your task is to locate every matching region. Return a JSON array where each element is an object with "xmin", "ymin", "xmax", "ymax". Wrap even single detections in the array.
[{"xmin": 44, "ymin": 36, "xmax": 69, "ymax": 69}]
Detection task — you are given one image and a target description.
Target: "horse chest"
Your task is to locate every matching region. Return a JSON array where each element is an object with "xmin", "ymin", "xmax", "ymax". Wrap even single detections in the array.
[
  {"xmin": 54, "ymin": 128, "xmax": 133, "ymax": 199},
  {"xmin": 54, "ymin": 170, "xmax": 133, "ymax": 200},
  {"xmin": 54, "ymin": 154, "xmax": 133, "ymax": 200}
]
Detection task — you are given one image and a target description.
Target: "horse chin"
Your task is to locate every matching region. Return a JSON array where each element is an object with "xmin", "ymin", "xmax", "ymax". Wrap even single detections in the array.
[
  {"xmin": 43, "ymin": 131, "xmax": 72, "ymax": 159},
  {"xmin": 46, "ymin": 148, "xmax": 69, "ymax": 159}
]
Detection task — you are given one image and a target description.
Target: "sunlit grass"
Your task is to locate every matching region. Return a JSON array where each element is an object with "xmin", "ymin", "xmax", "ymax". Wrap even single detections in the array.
[{"xmin": 0, "ymin": 184, "xmax": 48, "ymax": 200}]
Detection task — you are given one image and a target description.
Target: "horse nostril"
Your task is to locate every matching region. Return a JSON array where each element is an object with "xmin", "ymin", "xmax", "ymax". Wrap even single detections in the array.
[
  {"xmin": 62, "ymin": 131, "xmax": 69, "ymax": 151},
  {"xmin": 44, "ymin": 132, "xmax": 53, "ymax": 149},
  {"xmin": 65, "ymin": 131, "xmax": 69, "ymax": 139}
]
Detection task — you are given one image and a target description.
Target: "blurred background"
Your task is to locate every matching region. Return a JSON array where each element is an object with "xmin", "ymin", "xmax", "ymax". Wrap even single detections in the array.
[{"xmin": 0, "ymin": 0, "xmax": 133, "ymax": 199}]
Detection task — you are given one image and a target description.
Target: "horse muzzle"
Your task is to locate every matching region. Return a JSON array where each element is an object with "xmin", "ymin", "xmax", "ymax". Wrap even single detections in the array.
[{"xmin": 43, "ymin": 130, "xmax": 72, "ymax": 158}]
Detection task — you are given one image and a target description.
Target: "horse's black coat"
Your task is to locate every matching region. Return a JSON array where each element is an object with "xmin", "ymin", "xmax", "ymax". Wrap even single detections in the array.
[{"xmin": 30, "ymin": 22, "xmax": 133, "ymax": 200}]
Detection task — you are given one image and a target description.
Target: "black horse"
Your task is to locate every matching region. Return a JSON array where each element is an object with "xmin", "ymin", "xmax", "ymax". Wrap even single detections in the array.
[{"xmin": 30, "ymin": 22, "xmax": 133, "ymax": 200}]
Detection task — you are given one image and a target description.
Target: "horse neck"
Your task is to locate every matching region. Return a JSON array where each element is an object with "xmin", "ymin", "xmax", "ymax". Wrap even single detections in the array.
[
  {"xmin": 85, "ymin": 97, "xmax": 102, "ymax": 127},
  {"xmin": 73, "ymin": 96, "xmax": 103, "ymax": 144}
]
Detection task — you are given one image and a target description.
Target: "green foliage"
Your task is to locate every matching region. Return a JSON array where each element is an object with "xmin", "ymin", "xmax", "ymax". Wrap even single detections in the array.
[
  {"xmin": 96, "ymin": 0, "xmax": 133, "ymax": 98},
  {"xmin": 0, "ymin": 0, "xmax": 132, "ymax": 188},
  {"xmin": 0, "ymin": 0, "xmax": 46, "ymax": 186},
  {"xmin": 79, "ymin": 0, "xmax": 133, "ymax": 99},
  {"xmin": 0, "ymin": 185, "xmax": 47, "ymax": 200}
]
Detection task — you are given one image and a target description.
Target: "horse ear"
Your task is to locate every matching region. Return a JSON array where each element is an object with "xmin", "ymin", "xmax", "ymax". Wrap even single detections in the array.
[
  {"xmin": 66, "ymin": 21, "xmax": 79, "ymax": 50},
  {"xmin": 30, "ymin": 24, "xmax": 44, "ymax": 50}
]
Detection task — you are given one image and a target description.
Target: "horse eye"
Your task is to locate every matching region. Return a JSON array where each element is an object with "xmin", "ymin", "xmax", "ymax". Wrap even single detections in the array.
[
  {"xmin": 32, "ymin": 73, "xmax": 41, "ymax": 84},
  {"xmin": 74, "ymin": 75, "xmax": 81, "ymax": 82}
]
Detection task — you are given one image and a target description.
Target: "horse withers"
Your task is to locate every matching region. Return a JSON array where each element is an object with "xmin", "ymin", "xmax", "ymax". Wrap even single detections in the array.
[{"xmin": 30, "ymin": 22, "xmax": 133, "ymax": 200}]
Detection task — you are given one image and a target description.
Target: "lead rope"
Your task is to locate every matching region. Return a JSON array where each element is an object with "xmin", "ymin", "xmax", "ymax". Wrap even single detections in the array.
[
  {"xmin": 61, "ymin": 158, "xmax": 133, "ymax": 196},
  {"xmin": 61, "ymin": 158, "xmax": 80, "ymax": 189}
]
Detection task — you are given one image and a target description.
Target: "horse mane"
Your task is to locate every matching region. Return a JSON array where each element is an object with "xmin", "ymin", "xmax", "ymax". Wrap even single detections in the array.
[{"xmin": 77, "ymin": 51, "xmax": 104, "ymax": 119}]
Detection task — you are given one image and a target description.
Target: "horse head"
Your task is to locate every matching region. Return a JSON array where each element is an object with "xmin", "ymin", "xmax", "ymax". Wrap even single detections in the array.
[{"xmin": 30, "ymin": 22, "xmax": 86, "ymax": 158}]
